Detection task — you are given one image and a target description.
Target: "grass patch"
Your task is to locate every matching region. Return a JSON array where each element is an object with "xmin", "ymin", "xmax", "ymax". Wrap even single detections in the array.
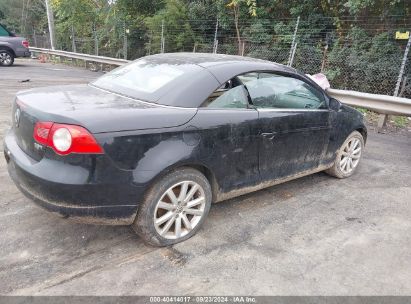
[{"xmin": 392, "ymin": 116, "xmax": 409, "ymax": 128}]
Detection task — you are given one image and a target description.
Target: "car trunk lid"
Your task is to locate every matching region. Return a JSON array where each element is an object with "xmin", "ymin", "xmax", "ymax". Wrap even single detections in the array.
[{"xmin": 12, "ymin": 84, "xmax": 197, "ymax": 160}]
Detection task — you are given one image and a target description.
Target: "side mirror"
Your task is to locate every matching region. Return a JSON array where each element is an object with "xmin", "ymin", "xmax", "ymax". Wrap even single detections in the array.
[{"xmin": 329, "ymin": 98, "xmax": 342, "ymax": 111}]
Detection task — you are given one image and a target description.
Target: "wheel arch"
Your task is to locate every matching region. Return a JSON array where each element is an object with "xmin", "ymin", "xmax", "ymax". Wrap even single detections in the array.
[
  {"xmin": 0, "ymin": 45, "xmax": 16, "ymax": 57},
  {"xmin": 355, "ymin": 126, "xmax": 367, "ymax": 145},
  {"xmin": 165, "ymin": 162, "xmax": 219, "ymax": 202},
  {"xmin": 141, "ymin": 161, "xmax": 220, "ymax": 204}
]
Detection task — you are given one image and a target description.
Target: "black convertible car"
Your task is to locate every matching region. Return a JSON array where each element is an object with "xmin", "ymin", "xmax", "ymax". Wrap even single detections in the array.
[{"xmin": 4, "ymin": 53, "xmax": 366, "ymax": 246}]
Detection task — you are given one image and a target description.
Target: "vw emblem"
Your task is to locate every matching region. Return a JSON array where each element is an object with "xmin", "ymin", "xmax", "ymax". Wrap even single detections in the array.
[{"xmin": 14, "ymin": 108, "xmax": 21, "ymax": 127}]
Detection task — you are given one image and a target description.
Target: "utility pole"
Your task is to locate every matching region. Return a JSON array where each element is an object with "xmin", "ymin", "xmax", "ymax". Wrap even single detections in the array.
[
  {"xmin": 394, "ymin": 34, "xmax": 411, "ymax": 97},
  {"xmin": 93, "ymin": 23, "xmax": 98, "ymax": 56},
  {"xmin": 289, "ymin": 42, "xmax": 298, "ymax": 67},
  {"xmin": 45, "ymin": 0, "xmax": 56, "ymax": 49},
  {"xmin": 71, "ymin": 25, "xmax": 76, "ymax": 53},
  {"xmin": 160, "ymin": 20, "xmax": 165, "ymax": 53},
  {"xmin": 123, "ymin": 21, "xmax": 128, "ymax": 60},
  {"xmin": 288, "ymin": 16, "xmax": 300, "ymax": 66},
  {"xmin": 213, "ymin": 18, "xmax": 219, "ymax": 54}
]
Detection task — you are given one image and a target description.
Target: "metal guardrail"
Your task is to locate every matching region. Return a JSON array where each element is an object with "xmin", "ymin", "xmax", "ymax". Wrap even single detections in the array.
[
  {"xmin": 327, "ymin": 88, "xmax": 411, "ymax": 116},
  {"xmin": 30, "ymin": 47, "xmax": 411, "ymax": 116},
  {"xmin": 30, "ymin": 47, "xmax": 130, "ymax": 66}
]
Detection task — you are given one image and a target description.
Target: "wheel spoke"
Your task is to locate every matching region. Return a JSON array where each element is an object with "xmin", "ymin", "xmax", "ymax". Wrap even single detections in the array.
[
  {"xmin": 155, "ymin": 211, "xmax": 174, "ymax": 225},
  {"xmin": 350, "ymin": 158, "xmax": 355, "ymax": 169},
  {"xmin": 166, "ymin": 189, "xmax": 178, "ymax": 205},
  {"xmin": 184, "ymin": 208, "xmax": 203, "ymax": 216},
  {"xmin": 353, "ymin": 147, "xmax": 361, "ymax": 155},
  {"xmin": 343, "ymin": 158, "xmax": 349, "ymax": 171},
  {"xmin": 186, "ymin": 197, "xmax": 204, "ymax": 208},
  {"xmin": 347, "ymin": 158, "xmax": 352, "ymax": 171},
  {"xmin": 352, "ymin": 154, "xmax": 361, "ymax": 160},
  {"xmin": 181, "ymin": 213, "xmax": 192, "ymax": 230},
  {"xmin": 160, "ymin": 216, "xmax": 176, "ymax": 236},
  {"xmin": 157, "ymin": 201, "xmax": 176, "ymax": 211},
  {"xmin": 178, "ymin": 182, "xmax": 189, "ymax": 201},
  {"xmin": 175, "ymin": 216, "xmax": 182, "ymax": 238},
  {"xmin": 184, "ymin": 184, "xmax": 199, "ymax": 203},
  {"xmin": 340, "ymin": 157, "xmax": 348, "ymax": 167}
]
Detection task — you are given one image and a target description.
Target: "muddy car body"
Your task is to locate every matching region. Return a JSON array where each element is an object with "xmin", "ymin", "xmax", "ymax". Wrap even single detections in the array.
[{"xmin": 4, "ymin": 53, "xmax": 367, "ymax": 246}]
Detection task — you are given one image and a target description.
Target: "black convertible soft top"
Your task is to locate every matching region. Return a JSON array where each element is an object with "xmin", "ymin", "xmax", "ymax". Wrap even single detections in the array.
[{"xmin": 92, "ymin": 53, "xmax": 323, "ymax": 108}]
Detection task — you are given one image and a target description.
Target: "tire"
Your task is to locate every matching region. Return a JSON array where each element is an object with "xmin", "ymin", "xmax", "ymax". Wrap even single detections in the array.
[
  {"xmin": 325, "ymin": 130, "xmax": 364, "ymax": 179},
  {"xmin": 0, "ymin": 50, "xmax": 14, "ymax": 66},
  {"xmin": 132, "ymin": 167, "xmax": 212, "ymax": 246}
]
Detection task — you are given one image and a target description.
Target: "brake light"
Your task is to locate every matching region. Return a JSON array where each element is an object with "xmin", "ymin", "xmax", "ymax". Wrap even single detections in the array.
[
  {"xmin": 33, "ymin": 122, "xmax": 103, "ymax": 155},
  {"xmin": 33, "ymin": 122, "xmax": 52, "ymax": 145},
  {"xmin": 22, "ymin": 40, "xmax": 29, "ymax": 48}
]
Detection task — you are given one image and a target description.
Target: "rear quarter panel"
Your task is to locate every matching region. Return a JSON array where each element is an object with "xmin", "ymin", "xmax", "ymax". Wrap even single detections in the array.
[{"xmin": 94, "ymin": 108, "xmax": 260, "ymax": 200}]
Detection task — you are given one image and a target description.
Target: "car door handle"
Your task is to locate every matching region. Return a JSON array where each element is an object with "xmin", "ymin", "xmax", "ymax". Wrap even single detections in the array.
[{"xmin": 261, "ymin": 132, "xmax": 276, "ymax": 140}]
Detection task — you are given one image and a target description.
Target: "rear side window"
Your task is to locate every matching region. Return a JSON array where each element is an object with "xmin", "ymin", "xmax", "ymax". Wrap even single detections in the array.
[
  {"xmin": 202, "ymin": 76, "xmax": 251, "ymax": 109},
  {"xmin": 204, "ymin": 84, "xmax": 249, "ymax": 109},
  {"xmin": 239, "ymin": 72, "xmax": 326, "ymax": 109},
  {"xmin": 93, "ymin": 59, "xmax": 187, "ymax": 94},
  {"xmin": 0, "ymin": 25, "xmax": 10, "ymax": 37}
]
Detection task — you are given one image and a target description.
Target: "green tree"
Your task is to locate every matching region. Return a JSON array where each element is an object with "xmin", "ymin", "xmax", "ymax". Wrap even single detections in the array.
[
  {"xmin": 145, "ymin": 0, "xmax": 195, "ymax": 53},
  {"xmin": 0, "ymin": 0, "xmax": 47, "ymax": 36},
  {"xmin": 226, "ymin": 0, "xmax": 257, "ymax": 54}
]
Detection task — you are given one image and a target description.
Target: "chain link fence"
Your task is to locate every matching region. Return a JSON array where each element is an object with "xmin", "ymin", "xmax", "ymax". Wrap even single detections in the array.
[{"xmin": 27, "ymin": 17, "xmax": 411, "ymax": 98}]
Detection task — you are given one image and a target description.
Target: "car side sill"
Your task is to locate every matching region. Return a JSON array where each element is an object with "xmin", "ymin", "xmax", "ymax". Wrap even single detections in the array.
[{"xmin": 215, "ymin": 163, "xmax": 333, "ymax": 203}]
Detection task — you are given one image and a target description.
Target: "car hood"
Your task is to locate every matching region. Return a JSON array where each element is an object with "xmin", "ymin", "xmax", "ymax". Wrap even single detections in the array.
[{"xmin": 15, "ymin": 84, "xmax": 197, "ymax": 133}]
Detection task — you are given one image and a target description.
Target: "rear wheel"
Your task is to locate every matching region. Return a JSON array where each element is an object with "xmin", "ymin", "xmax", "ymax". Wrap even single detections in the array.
[
  {"xmin": 132, "ymin": 167, "xmax": 212, "ymax": 246},
  {"xmin": 326, "ymin": 131, "xmax": 364, "ymax": 178},
  {"xmin": 0, "ymin": 50, "xmax": 14, "ymax": 66}
]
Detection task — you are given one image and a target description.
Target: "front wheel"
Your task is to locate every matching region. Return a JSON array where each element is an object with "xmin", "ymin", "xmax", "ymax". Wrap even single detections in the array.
[
  {"xmin": 0, "ymin": 50, "xmax": 14, "ymax": 66},
  {"xmin": 326, "ymin": 130, "xmax": 364, "ymax": 178},
  {"xmin": 132, "ymin": 167, "xmax": 212, "ymax": 246}
]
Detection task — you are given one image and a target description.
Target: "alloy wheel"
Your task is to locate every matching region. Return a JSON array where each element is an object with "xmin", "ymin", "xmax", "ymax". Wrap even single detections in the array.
[
  {"xmin": 339, "ymin": 137, "xmax": 362, "ymax": 174},
  {"xmin": 154, "ymin": 181, "xmax": 206, "ymax": 240},
  {"xmin": 0, "ymin": 52, "xmax": 12, "ymax": 65}
]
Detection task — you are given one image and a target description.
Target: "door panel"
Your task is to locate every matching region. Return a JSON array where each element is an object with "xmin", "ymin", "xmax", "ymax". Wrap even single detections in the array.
[
  {"xmin": 258, "ymin": 110, "xmax": 331, "ymax": 181},
  {"xmin": 238, "ymin": 71, "xmax": 332, "ymax": 182},
  {"xmin": 193, "ymin": 109, "xmax": 260, "ymax": 192}
]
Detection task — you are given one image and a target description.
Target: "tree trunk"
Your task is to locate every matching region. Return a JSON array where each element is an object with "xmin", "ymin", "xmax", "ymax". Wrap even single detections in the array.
[{"xmin": 233, "ymin": 5, "xmax": 241, "ymax": 55}]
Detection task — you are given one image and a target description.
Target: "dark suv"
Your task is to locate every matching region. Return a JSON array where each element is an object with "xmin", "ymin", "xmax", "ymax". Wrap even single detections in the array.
[{"xmin": 0, "ymin": 24, "xmax": 30, "ymax": 66}]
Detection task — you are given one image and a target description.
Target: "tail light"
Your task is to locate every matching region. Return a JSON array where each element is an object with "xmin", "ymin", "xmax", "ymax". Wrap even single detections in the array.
[
  {"xmin": 33, "ymin": 122, "xmax": 103, "ymax": 155},
  {"xmin": 22, "ymin": 40, "xmax": 29, "ymax": 48}
]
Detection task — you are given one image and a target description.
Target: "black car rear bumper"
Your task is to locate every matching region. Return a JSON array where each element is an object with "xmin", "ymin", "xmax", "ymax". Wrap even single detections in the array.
[{"xmin": 4, "ymin": 131, "xmax": 143, "ymax": 225}]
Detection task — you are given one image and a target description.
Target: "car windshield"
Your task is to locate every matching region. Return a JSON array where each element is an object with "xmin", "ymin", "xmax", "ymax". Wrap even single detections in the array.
[{"xmin": 92, "ymin": 59, "xmax": 193, "ymax": 101}]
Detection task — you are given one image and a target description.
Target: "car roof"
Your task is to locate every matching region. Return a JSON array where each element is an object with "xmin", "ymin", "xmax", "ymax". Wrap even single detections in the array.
[
  {"xmin": 144, "ymin": 52, "xmax": 295, "ymax": 71},
  {"xmin": 94, "ymin": 53, "xmax": 309, "ymax": 108},
  {"xmin": 137, "ymin": 53, "xmax": 300, "ymax": 107}
]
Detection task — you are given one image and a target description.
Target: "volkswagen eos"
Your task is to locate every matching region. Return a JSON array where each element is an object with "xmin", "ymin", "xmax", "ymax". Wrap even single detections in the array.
[{"xmin": 4, "ymin": 53, "xmax": 366, "ymax": 246}]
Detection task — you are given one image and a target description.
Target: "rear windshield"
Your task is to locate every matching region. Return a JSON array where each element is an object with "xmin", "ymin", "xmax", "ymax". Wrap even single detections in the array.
[{"xmin": 92, "ymin": 59, "xmax": 196, "ymax": 102}]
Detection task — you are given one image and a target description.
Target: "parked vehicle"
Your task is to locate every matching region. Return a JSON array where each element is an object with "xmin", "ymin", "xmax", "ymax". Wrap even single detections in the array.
[
  {"xmin": 0, "ymin": 23, "xmax": 30, "ymax": 66},
  {"xmin": 4, "ymin": 53, "xmax": 366, "ymax": 246}
]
